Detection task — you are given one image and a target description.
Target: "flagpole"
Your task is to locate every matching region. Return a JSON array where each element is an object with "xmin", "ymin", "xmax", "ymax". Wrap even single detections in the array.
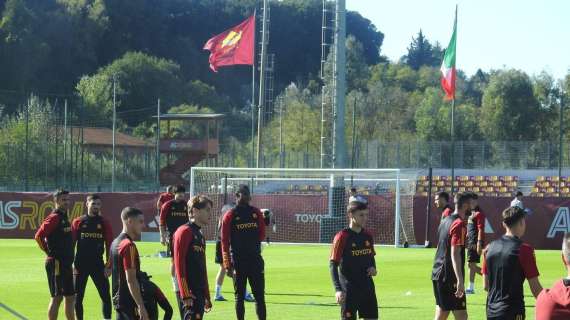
[
  {"xmin": 559, "ymin": 92, "xmax": 565, "ymax": 192},
  {"xmin": 251, "ymin": 9, "xmax": 257, "ymax": 168},
  {"xmin": 256, "ymin": 0, "xmax": 268, "ymax": 168},
  {"xmin": 450, "ymin": 5, "xmax": 457, "ymax": 196},
  {"xmin": 451, "ymin": 97, "xmax": 455, "ymax": 195}
]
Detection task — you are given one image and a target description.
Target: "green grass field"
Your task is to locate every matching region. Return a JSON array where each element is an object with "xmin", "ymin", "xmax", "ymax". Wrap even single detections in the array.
[{"xmin": 0, "ymin": 239, "xmax": 565, "ymax": 320}]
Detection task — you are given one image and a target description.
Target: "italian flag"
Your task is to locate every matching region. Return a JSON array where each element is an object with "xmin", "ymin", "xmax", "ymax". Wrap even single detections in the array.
[{"xmin": 441, "ymin": 8, "xmax": 457, "ymax": 100}]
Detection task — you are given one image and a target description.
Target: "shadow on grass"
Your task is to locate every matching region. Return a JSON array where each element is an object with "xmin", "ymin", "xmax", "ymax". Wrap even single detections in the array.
[
  {"xmin": 266, "ymin": 292, "xmax": 329, "ymax": 298},
  {"xmin": 266, "ymin": 301, "xmax": 417, "ymax": 310}
]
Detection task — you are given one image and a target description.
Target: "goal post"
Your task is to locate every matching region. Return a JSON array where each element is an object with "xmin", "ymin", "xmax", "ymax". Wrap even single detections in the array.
[{"xmin": 189, "ymin": 167, "xmax": 418, "ymax": 247}]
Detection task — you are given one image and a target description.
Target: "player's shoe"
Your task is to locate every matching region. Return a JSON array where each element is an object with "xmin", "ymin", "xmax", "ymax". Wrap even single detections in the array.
[
  {"xmin": 245, "ymin": 293, "xmax": 255, "ymax": 302},
  {"xmin": 465, "ymin": 288, "xmax": 475, "ymax": 294},
  {"xmin": 215, "ymin": 295, "xmax": 227, "ymax": 301}
]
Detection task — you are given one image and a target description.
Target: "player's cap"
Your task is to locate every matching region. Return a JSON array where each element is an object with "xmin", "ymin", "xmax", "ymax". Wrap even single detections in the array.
[{"xmin": 349, "ymin": 195, "xmax": 368, "ymax": 204}]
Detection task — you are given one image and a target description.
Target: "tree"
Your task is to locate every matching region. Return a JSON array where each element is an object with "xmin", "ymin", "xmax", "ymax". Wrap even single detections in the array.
[
  {"xmin": 401, "ymin": 30, "xmax": 438, "ymax": 70},
  {"xmin": 77, "ymin": 52, "xmax": 186, "ymax": 126},
  {"xmin": 346, "ymin": 36, "xmax": 369, "ymax": 91},
  {"xmin": 480, "ymin": 69, "xmax": 540, "ymax": 141}
]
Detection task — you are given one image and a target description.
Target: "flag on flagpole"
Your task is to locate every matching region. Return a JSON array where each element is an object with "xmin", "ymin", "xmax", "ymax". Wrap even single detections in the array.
[
  {"xmin": 203, "ymin": 15, "xmax": 255, "ymax": 72},
  {"xmin": 440, "ymin": 8, "xmax": 457, "ymax": 100}
]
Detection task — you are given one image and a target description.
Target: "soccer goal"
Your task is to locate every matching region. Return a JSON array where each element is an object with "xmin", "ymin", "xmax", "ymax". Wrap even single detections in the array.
[{"xmin": 189, "ymin": 167, "xmax": 418, "ymax": 247}]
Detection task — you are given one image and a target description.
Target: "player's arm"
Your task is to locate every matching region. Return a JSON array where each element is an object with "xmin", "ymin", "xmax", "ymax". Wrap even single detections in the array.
[
  {"xmin": 519, "ymin": 244, "xmax": 543, "ymax": 298},
  {"xmin": 156, "ymin": 198, "xmax": 162, "ymax": 211},
  {"xmin": 329, "ymin": 231, "xmax": 347, "ymax": 303},
  {"xmin": 477, "ymin": 214, "xmax": 485, "ymax": 254},
  {"xmin": 481, "ymin": 249, "xmax": 489, "ymax": 291},
  {"xmin": 173, "ymin": 227, "xmax": 194, "ymax": 302},
  {"xmin": 159, "ymin": 202, "xmax": 171, "ymax": 245},
  {"xmin": 103, "ymin": 218, "xmax": 114, "ymax": 273},
  {"xmin": 71, "ymin": 218, "xmax": 81, "ymax": 246},
  {"xmin": 449, "ymin": 221, "xmax": 465, "ymax": 297},
  {"xmin": 368, "ymin": 235, "xmax": 377, "ymax": 276},
  {"xmin": 256, "ymin": 208, "xmax": 266, "ymax": 241},
  {"xmin": 220, "ymin": 210, "xmax": 234, "ymax": 272},
  {"xmin": 155, "ymin": 287, "xmax": 173, "ymax": 320},
  {"xmin": 123, "ymin": 246, "xmax": 148, "ymax": 319},
  {"xmin": 34, "ymin": 213, "xmax": 60, "ymax": 254},
  {"xmin": 451, "ymin": 244, "xmax": 465, "ymax": 296}
]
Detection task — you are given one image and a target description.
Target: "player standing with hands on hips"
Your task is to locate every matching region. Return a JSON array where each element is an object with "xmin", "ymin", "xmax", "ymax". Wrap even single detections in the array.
[
  {"xmin": 330, "ymin": 194, "xmax": 378, "ymax": 320},
  {"xmin": 221, "ymin": 185, "xmax": 267, "ymax": 320}
]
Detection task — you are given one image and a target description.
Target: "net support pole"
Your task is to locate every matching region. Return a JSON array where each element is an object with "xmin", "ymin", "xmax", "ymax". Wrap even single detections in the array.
[
  {"xmin": 425, "ymin": 167, "xmax": 433, "ymax": 248},
  {"xmin": 394, "ymin": 169, "xmax": 401, "ymax": 247},
  {"xmin": 189, "ymin": 167, "xmax": 195, "ymax": 197}
]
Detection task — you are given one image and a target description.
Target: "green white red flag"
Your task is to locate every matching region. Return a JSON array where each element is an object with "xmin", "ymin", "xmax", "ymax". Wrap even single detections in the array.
[{"xmin": 441, "ymin": 8, "xmax": 457, "ymax": 100}]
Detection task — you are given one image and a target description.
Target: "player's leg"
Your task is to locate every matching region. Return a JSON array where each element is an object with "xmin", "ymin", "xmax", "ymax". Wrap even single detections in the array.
[
  {"xmin": 467, "ymin": 248, "xmax": 482, "ymax": 294},
  {"xmin": 214, "ymin": 239, "xmax": 227, "ymax": 301},
  {"xmin": 46, "ymin": 258, "xmax": 63, "ymax": 319},
  {"xmin": 247, "ymin": 258, "xmax": 266, "ymax": 320},
  {"xmin": 215, "ymin": 266, "xmax": 227, "ymax": 301},
  {"xmin": 433, "ymin": 280, "xmax": 450, "ymax": 320},
  {"xmin": 434, "ymin": 306, "xmax": 450, "ymax": 320},
  {"xmin": 358, "ymin": 281, "xmax": 378, "ymax": 320},
  {"xmin": 61, "ymin": 265, "xmax": 76, "ymax": 320},
  {"xmin": 341, "ymin": 285, "xmax": 357, "ymax": 320},
  {"xmin": 90, "ymin": 268, "xmax": 112, "ymax": 320},
  {"xmin": 63, "ymin": 294, "xmax": 76, "ymax": 320},
  {"xmin": 451, "ymin": 310, "xmax": 467, "ymax": 320},
  {"xmin": 73, "ymin": 268, "xmax": 89, "ymax": 320},
  {"xmin": 233, "ymin": 266, "xmax": 248, "ymax": 320},
  {"xmin": 48, "ymin": 296, "xmax": 63, "ymax": 320}
]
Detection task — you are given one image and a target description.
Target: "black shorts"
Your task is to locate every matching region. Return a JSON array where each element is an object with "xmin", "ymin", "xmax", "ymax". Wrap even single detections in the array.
[
  {"xmin": 341, "ymin": 282, "xmax": 378, "ymax": 320},
  {"xmin": 487, "ymin": 313, "xmax": 525, "ymax": 320},
  {"xmin": 214, "ymin": 239, "xmax": 223, "ymax": 264},
  {"xmin": 467, "ymin": 247, "xmax": 480, "ymax": 263},
  {"xmin": 46, "ymin": 258, "xmax": 75, "ymax": 297},
  {"xmin": 433, "ymin": 280, "xmax": 466, "ymax": 311},
  {"xmin": 182, "ymin": 293, "xmax": 205, "ymax": 320},
  {"xmin": 116, "ymin": 308, "xmax": 137, "ymax": 320}
]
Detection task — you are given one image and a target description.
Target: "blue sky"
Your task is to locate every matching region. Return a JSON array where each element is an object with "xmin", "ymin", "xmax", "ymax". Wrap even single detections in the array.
[{"xmin": 346, "ymin": 0, "xmax": 569, "ymax": 80}]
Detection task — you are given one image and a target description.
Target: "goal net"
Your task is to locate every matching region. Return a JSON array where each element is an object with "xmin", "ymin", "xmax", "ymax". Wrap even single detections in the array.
[{"xmin": 189, "ymin": 167, "xmax": 418, "ymax": 247}]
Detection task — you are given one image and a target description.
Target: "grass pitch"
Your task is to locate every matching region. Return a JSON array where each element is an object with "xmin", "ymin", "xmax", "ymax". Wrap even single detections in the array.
[{"xmin": 0, "ymin": 239, "xmax": 564, "ymax": 319}]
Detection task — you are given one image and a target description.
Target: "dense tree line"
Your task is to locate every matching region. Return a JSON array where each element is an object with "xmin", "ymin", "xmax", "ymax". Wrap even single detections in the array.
[{"xmin": 0, "ymin": 0, "xmax": 568, "ymax": 173}]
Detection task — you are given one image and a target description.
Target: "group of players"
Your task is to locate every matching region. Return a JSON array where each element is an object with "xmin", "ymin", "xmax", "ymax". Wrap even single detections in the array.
[
  {"xmin": 431, "ymin": 191, "xmax": 570, "ymax": 320},
  {"xmin": 33, "ymin": 184, "xmax": 273, "ymax": 320},
  {"xmin": 33, "ymin": 183, "xmax": 570, "ymax": 320}
]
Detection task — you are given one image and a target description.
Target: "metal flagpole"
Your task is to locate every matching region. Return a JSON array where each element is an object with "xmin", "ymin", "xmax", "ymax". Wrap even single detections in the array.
[
  {"xmin": 251, "ymin": 9, "xmax": 257, "ymax": 168},
  {"xmin": 450, "ymin": 98, "xmax": 455, "ymax": 195},
  {"xmin": 558, "ymin": 91, "xmax": 564, "ymax": 195},
  {"xmin": 256, "ymin": 0, "xmax": 268, "ymax": 168},
  {"xmin": 112, "ymin": 74, "xmax": 117, "ymax": 192},
  {"xmin": 156, "ymin": 99, "xmax": 161, "ymax": 189}
]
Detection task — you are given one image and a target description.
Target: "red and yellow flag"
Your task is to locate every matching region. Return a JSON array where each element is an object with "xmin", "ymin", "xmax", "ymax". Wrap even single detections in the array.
[{"xmin": 203, "ymin": 15, "xmax": 255, "ymax": 72}]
